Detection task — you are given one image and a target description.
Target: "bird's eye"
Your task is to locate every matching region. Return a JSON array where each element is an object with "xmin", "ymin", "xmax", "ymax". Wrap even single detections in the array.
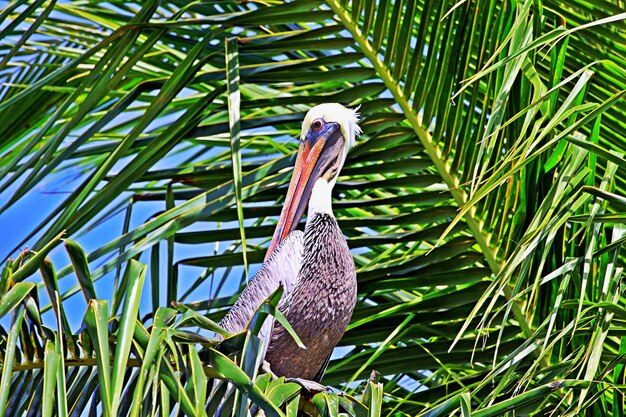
[{"xmin": 311, "ymin": 119, "xmax": 324, "ymax": 131}]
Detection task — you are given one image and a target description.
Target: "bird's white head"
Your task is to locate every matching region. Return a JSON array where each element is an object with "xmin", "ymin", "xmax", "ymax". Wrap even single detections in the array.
[
  {"xmin": 266, "ymin": 103, "xmax": 361, "ymax": 258},
  {"xmin": 301, "ymin": 103, "xmax": 361, "ymax": 150}
]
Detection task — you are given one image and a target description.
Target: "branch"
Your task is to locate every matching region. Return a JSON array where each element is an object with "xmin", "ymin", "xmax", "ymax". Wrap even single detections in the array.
[{"xmin": 9, "ymin": 356, "xmax": 221, "ymax": 378}]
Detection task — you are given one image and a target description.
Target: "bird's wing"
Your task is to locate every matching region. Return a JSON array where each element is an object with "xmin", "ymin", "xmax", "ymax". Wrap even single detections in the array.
[
  {"xmin": 211, "ymin": 232, "xmax": 302, "ymax": 416},
  {"xmin": 219, "ymin": 230, "xmax": 304, "ymax": 337}
]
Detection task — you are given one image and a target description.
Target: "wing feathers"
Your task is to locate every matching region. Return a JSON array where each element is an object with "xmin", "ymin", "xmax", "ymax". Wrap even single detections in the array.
[{"xmin": 219, "ymin": 231, "xmax": 304, "ymax": 336}]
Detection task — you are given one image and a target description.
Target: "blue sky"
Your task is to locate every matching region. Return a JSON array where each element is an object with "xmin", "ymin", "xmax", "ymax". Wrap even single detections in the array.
[{"xmin": 0, "ymin": 149, "xmax": 261, "ymax": 332}]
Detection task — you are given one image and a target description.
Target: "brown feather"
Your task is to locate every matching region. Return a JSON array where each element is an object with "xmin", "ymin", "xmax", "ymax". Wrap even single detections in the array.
[{"xmin": 264, "ymin": 212, "xmax": 357, "ymax": 381}]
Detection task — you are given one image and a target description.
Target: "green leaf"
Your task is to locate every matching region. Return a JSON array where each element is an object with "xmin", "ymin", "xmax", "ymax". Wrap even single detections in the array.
[
  {"xmin": 0, "ymin": 283, "xmax": 35, "ymax": 320},
  {"xmin": 10, "ymin": 231, "xmax": 65, "ymax": 283},
  {"xmin": 226, "ymin": 36, "xmax": 249, "ymax": 280},
  {"xmin": 207, "ymin": 348, "xmax": 285, "ymax": 417},
  {"xmin": 266, "ymin": 382, "xmax": 301, "ymax": 408},
  {"xmin": 460, "ymin": 391, "xmax": 472, "ymax": 417},
  {"xmin": 313, "ymin": 392, "xmax": 340, "ymax": 417},
  {"xmin": 366, "ymin": 382, "xmax": 383, "ymax": 417},
  {"xmin": 129, "ymin": 308, "xmax": 176, "ymax": 417},
  {"xmin": 233, "ymin": 332, "xmax": 263, "ymax": 417},
  {"xmin": 84, "ymin": 299, "xmax": 112, "ymax": 417},
  {"xmin": 188, "ymin": 348, "xmax": 209, "ymax": 417},
  {"xmin": 0, "ymin": 309, "xmax": 25, "ymax": 416},
  {"xmin": 173, "ymin": 302, "xmax": 233, "ymax": 338},
  {"xmin": 110, "ymin": 260, "xmax": 146, "ymax": 416},
  {"xmin": 42, "ymin": 340, "xmax": 59, "ymax": 417},
  {"xmin": 64, "ymin": 239, "xmax": 97, "ymax": 301}
]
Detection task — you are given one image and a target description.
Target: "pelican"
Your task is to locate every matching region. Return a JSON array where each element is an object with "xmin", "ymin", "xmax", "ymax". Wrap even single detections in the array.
[{"xmin": 219, "ymin": 103, "xmax": 360, "ymax": 383}]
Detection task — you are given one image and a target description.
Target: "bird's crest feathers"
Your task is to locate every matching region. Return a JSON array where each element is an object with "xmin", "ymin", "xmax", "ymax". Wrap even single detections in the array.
[{"xmin": 301, "ymin": 103, "xmax": 361, "ymax": 149}]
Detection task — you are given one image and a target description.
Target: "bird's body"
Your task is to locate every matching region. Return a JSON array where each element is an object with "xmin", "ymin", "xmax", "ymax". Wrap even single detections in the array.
[
  {"xmin": 265, "ymin": 212, "xmax": 356, "ymax": 381},
  {"xmin": 218, "ymin": 103, "xmax": 360, "ymax": 383}
]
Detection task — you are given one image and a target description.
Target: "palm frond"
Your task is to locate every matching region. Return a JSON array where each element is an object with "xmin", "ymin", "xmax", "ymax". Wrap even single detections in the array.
[{"xmin": 1, "ymin": 0, "xmax": 625, "ymax": 415}]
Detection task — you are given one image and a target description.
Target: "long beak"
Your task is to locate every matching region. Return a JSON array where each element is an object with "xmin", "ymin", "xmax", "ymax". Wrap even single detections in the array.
[{"xmin": 265, "ymin": 122, "xmax": 342, "ymax": 259}]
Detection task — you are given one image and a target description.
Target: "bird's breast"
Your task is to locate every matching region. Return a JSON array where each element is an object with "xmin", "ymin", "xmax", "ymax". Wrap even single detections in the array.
[{"xmin": 265, "ymin": 212, "xmax": 357, "ymax": 381}]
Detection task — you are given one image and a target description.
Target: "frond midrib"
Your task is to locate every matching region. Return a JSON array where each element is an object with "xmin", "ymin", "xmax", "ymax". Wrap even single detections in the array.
[{"xmin": 326, "ymin": 0, "xmax": 536, "ymax": 340}]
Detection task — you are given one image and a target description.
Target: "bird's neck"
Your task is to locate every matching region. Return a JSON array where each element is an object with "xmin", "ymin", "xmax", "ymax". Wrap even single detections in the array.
[{"xmin": 307, "ymin": 178, "xmax": 335, "ymax": 218}]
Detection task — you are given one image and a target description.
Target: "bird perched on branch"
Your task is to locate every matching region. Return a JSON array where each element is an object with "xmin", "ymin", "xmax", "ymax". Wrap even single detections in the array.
[{"xmin": 219, "ymin": 103, "xmax": 360, "ymax": 385}]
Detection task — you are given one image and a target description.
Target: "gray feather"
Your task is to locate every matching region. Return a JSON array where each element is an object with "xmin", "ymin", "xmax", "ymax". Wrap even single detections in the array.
[{"xmin": 218, "ymin": 231, "xmax": 304, "ymax": 347}]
